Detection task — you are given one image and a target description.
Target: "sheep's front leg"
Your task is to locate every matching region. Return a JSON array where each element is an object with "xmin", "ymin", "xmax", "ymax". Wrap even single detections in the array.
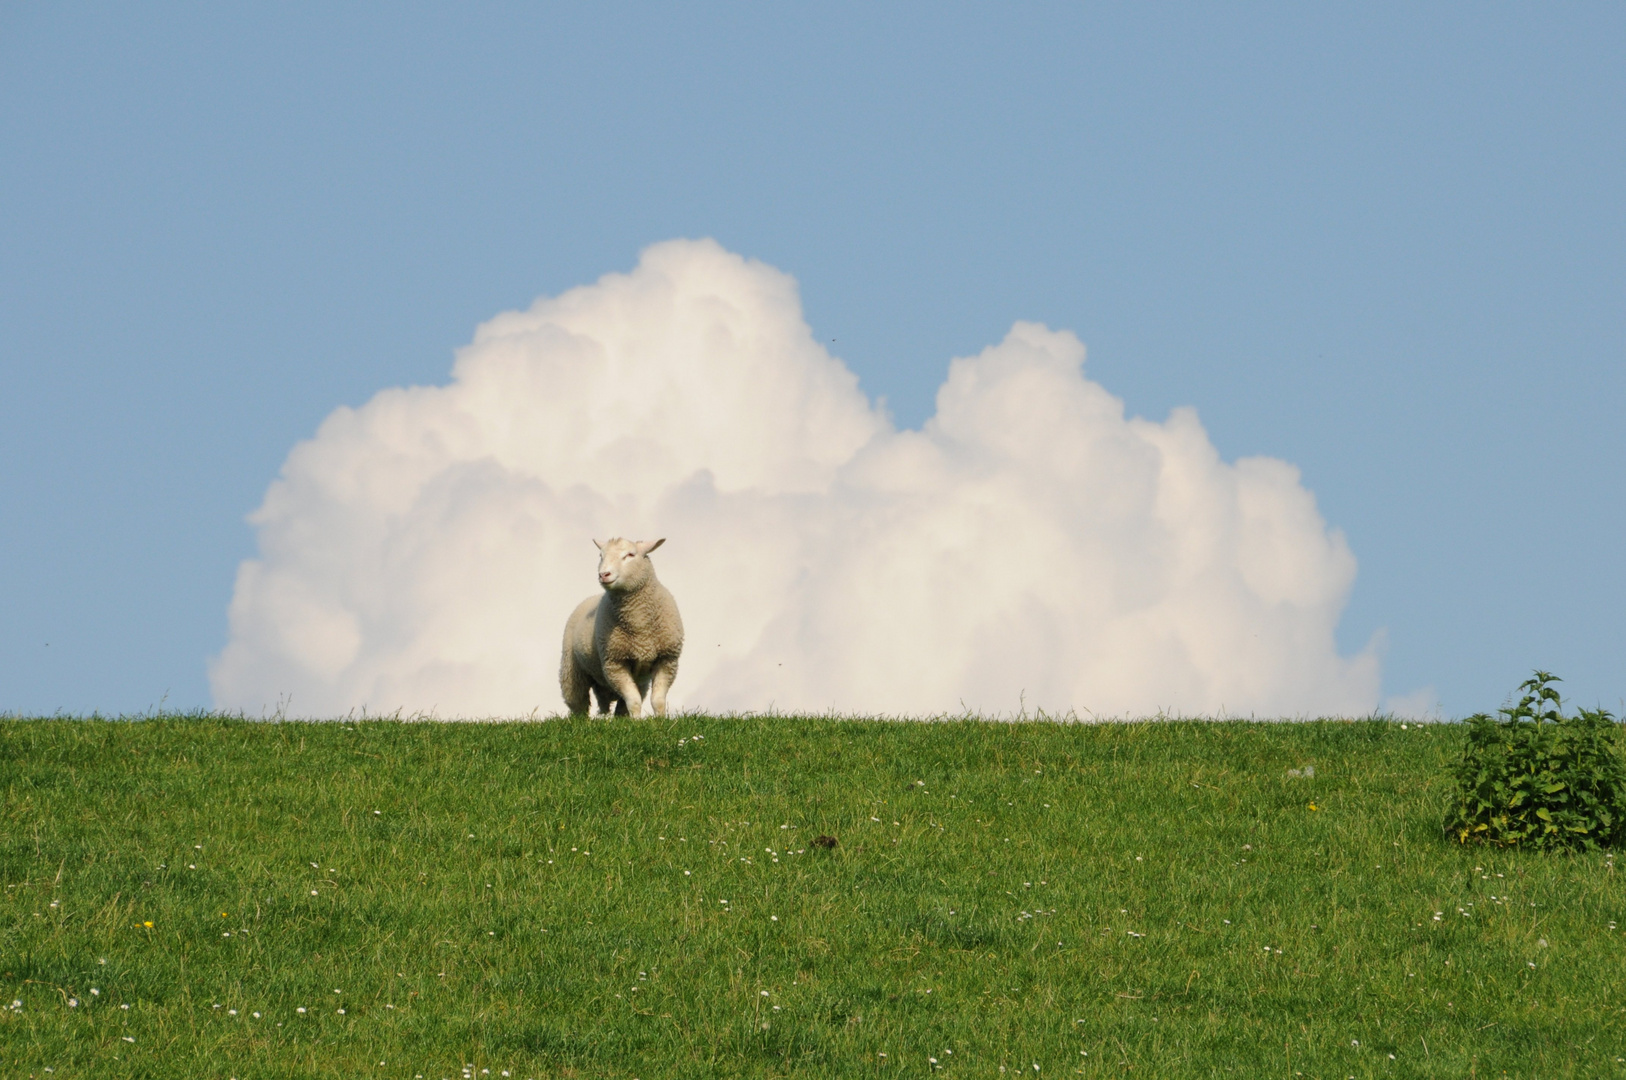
[
  {"xmin": 648, "ymin": 657, "xmax": 679, "ymax": 717},
  {"xmin": 601, "ymin": 661, "xmax": 645, "ymax": 718}
]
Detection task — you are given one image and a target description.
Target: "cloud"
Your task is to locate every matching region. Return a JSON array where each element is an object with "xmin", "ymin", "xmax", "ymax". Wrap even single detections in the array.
[
  {"xmin": 1384, "ymin": 686, "xmax": 1442, "ymax": 721},
  {"xmin": 211, "ymin": 238, "xmax": 1380, "ymax": 718}
]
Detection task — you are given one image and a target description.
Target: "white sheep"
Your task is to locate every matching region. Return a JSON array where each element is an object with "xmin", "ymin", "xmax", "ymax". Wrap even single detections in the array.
[{"xmin": 560, "ymin": 537, "xmax": 684, "ymax": 717}]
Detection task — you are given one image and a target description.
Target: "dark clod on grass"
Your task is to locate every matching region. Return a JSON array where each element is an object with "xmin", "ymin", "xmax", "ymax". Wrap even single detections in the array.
[{"xmin": 813, "ymin": 835, "xmax": 838, "ymax": 849}]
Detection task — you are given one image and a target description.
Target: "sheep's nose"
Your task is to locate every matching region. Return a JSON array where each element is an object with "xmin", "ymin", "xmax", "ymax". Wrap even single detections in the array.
[{"xmin": 599, "ymin": 571, "xmax": 613, "ymax": 582}]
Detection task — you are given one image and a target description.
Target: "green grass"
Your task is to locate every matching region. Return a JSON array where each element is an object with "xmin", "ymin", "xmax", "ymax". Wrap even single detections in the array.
[{"xmin": 2, "ymin": 715, "xmax": 1623, "ymax": 1079}]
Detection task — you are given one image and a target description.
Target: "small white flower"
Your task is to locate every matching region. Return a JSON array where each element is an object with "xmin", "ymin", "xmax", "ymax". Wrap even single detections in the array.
[
  {"xmin": 123, "ymin": 1036, "xmax": 135, "ymax": 1043},
  {"xmin": 89, "ymin": 988, "xmax": 99, "ymax": 995},
  {"xmin": 297, "ymin": 1007, "xmax": 307, "ymax": 1013},
  {"xmin": 337, "ymin": 1008, "xmax": 345, "ymax": 1014},
  {"xmin": 228, "ymin": 1008, "xmax": 237, "ymax": 1015},
  {"xmin": 68, "ymin": 998, "xmax": 78, "ymax": 1007}
]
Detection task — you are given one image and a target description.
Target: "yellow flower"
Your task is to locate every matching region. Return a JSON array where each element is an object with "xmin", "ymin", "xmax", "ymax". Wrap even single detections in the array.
[
  {"xmin": 142, "ymin": 921, "xmax": 153, "ymax": 928},
  {"xmin": 1308, "ymin": 803, "xmax": 1319, "ymax": 811}
]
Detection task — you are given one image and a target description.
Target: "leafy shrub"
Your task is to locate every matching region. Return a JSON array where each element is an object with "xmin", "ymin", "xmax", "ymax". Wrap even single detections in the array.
[{"xmin": 1444, "ymin": 671, "xmax": 1626, "ymax": 850}]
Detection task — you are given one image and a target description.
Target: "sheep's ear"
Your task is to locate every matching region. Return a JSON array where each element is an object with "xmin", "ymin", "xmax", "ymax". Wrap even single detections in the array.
[
  {"xmin": 592, "ymin": 538, "xmax": 604, "ymax": 551},
  {"xmin": 639, "ymin": 538, "xmax": 666, "ymax": 555}
]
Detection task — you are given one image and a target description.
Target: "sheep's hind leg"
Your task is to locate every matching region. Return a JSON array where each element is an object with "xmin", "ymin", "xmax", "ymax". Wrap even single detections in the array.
[
  {"xmin": 561, "ymin": 662, "xmax": 592, "ymax": 717},
  {"xmin": 590, "ymin": 684, "xmax": 620, "ymax": 718}
]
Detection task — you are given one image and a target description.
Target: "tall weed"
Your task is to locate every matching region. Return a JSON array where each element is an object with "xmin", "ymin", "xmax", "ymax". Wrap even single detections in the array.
[{"xmin": 1445, "ymin": 670, "xmax": 1626, "ymax": 849}]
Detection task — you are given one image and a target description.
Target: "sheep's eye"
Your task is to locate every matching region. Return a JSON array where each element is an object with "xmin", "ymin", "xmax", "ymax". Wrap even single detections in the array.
[{"xmin": 624, "ymin": 552, "xmax": 634, "ymax": 559}]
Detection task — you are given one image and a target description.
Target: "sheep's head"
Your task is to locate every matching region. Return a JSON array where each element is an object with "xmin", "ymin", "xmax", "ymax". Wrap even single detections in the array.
[{"xmin": 593, "ymin": 537, "xmax": 665, "ymax": 592}]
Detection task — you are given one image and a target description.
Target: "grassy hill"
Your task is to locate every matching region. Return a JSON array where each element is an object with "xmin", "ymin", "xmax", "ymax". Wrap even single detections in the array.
[{"xmin": 2, "ymin": 715, "xmax": 1622, "ymax": 1078}]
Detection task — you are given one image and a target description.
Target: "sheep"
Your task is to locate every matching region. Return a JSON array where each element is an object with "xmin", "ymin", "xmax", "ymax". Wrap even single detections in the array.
[{"xmin": 560, "ymin": 537, "xmax": 684, "ymax": 718}]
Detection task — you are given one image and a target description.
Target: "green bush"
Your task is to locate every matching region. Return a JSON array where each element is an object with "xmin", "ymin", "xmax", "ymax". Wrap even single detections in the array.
[{"xmin": 1445, "ymin": 671, "xmax": 1626, "ymax": 850}]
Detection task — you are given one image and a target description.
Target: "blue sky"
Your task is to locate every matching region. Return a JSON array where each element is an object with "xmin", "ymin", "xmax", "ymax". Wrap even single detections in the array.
[{"xmin": 2, "ymin": 3, "xmax": 1622, "ymax": 716}]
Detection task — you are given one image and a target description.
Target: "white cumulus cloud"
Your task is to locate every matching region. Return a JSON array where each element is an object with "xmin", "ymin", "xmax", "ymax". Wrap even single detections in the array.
[
  {"xmin": 210, "ymin": 238, "xmax": 1380, "ymax": 718},
  {"xmin": 1384, "ymin": 686, "xmax": 1442, "ymax": 721}
]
